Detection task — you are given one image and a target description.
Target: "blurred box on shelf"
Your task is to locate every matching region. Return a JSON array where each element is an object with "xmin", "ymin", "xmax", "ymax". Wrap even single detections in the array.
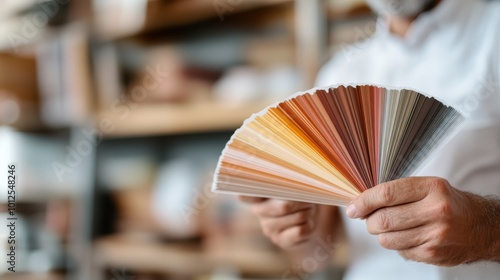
[
  {"xmin": 0, "ymin": 129, "xmax": 78, "ymax": 203},
  {"xmin": 0, "ymin": 52, "xmax": 40, "ymax": 129},
  {"xmin": 93, "ymin": 43, "xmax": 217, "ymax": 110},
  {"xmin": 36, "ymin": 24, "xmax": 93, "ymax": 128}
]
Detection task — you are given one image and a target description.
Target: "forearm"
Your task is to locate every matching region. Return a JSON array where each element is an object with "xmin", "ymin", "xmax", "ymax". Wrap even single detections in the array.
[
  {"xmin": 480, "ymin": 195, "xmax": 500, "ymax": 262},
  {"xmin": 465, "ymin": 192, "xmax": 500, "ymax": 263}
]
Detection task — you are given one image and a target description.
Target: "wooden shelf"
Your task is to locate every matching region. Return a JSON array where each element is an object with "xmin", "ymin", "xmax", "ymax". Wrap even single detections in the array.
[
  {"xmin": 94, "ymin": 234, "xmax": 290, "ymax": 277},
  {"xmin": 328, "ymin": 4, "xmax": 372, "ymax": 20},
  {"xmin": 95, "ymin": 0, "xmax": 293, "ymax": 40},
  {"xmin": 98, "ymin": 100, "xmax": 275, "ymax": 138},
  {"xmin": 0, "ymin": 273, "xmax": 63, "ymax": 280}
]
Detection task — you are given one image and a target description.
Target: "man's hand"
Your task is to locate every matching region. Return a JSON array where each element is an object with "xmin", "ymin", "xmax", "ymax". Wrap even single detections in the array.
[
  {"xmin": 240, "ymin": 196, "xmax": 341, "ymax": 269},
  {"xmin": 346, "ymin": 177, "xmax": 500, "ymax": 266},
  {"xmin": 239, "ymin": 196, "xmax": 318, "ymax": 249}
]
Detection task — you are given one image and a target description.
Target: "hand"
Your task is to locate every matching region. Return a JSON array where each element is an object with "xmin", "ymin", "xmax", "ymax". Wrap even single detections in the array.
[
  {"xmin": 239, "ymin": 196, "xmax": 317, "ymax": 249},
  {"xmin": 346, "ymin": 177, "xmax": 499, "ymax": 266}
]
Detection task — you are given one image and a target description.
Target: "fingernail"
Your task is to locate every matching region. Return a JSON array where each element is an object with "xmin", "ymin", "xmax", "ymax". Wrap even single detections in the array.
[{"xmin": 346, "ymin": 203, "xmax": 358, "ymax": 219}]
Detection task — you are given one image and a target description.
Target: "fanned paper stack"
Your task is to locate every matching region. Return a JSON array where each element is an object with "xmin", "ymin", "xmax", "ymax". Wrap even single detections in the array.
[{"xmin": 212, "ymin": 85, "xmax": 466, "ymax": 206}]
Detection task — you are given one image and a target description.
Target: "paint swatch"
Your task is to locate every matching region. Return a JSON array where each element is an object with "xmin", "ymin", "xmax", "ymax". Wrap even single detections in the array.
[{"xmin": 212, "ymin": 85, "xmax": 465, "ymax": 206}]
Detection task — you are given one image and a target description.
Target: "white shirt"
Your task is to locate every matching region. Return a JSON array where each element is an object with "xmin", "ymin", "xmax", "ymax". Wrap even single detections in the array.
[{"xmin": 316, "ymin": 0, "xmax": 500, "ymax": 279}]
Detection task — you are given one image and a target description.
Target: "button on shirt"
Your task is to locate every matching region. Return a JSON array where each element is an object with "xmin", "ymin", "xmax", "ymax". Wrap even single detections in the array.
[{"xmin": 315, "ymin": 0, "xmax": 500, "ymax": 279}]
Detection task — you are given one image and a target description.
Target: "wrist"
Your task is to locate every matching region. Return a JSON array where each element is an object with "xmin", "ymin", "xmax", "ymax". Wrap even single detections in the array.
[
  {"xmin": 465, "ymin": 192, "xmax": 500, "ymax": 263},
  {"xmin": 482, "ymin": 196, "xmax": 500, "ymax": 262}
]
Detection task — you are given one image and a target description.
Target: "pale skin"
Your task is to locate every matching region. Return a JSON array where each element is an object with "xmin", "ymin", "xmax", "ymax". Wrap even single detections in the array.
[
  {"xmin": 241, "ymin": 177, "xmax": 500, "ymax": 267},
  {"xmin": 347, "ymin": 177, "xmax": 500, "ymax": 265},
  {"xmin": 239, "ymin": 196, "xmax": 340, "ymax": 266},
  {"xmin": 241, "ymin": 2, "xmax": 500, "ymax": 268}
]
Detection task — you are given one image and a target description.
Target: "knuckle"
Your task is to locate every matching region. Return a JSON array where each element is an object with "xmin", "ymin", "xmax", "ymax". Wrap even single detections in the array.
[
  {"xmin": 423, "ymin": 246, "xmax": 439, "ymax": 260},
  {"xmin": 292, "ymin": 212, "xmax": 303, "ymax": 225},
  {"xmin": 276, "ymin": 201, "xmax": 293, "ymax": 215},
  {"xmin": 380, "ymin": 184, "xmax": 396, "ymax": 204},
  {"xmin": 294, "ymin": 210, "xmax": 310, "ymax": 224},
  {"xmin": 431, "ymin": 177, "xmax": 451, "ymax": 194},
  {"xmin": 296, "ymin": 224, "xmax": 308, "ymax": 237},
  {"xmin": 366, "ymin": 217, "xmax": 376, "ymax": 234},
  {"xmin": 377, "ymin": 210, "xmax": 391, "ymax": 231},
  {"xmin": 398, "ymin": 250, "xmax": 411, "ymax": 261},
  {"xmin": 270, "ymin": 234, "xmax": 280, "ymax": 246},
  {"xmin": 436, "ymin": 177, "xmax": 450, "ymax": 187},
  {"xmin": 296, "ymin": 223, "xmax": 313, "ymax": 238},
  {"xmin": 434, "ymin": 224, "xmax": 451, "ymax": 241},
  {"xmin": 433, "ymin": 201, "xmax": 452, "ymax": 219},
  {"xmin": 285, "ymin": 228, "xmax": 302, "ymax": 246},
  {"xmin": 306, "ymin": 220, "xmax": 315, "ymax": 233},
  {"xmin": 378, "ymin": 234, "xmax": 392, "ymax": 249}
]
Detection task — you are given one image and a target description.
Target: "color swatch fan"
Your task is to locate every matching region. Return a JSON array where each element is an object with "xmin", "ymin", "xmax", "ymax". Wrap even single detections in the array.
[{"xmin": 212, "ymin": 85, "xmax": 465, "ymax": 206}]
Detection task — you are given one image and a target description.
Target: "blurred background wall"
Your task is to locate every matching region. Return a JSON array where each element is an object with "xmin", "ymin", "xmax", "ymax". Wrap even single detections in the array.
[{"xmin": 0, "ymin": 0, "xmax": 374, "ymax": 279}]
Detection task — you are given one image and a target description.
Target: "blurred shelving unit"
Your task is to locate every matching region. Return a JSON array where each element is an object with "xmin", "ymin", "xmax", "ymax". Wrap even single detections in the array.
[{"xmin": 0, "ymin": 0, "xmax": 371, "ymax": 279}]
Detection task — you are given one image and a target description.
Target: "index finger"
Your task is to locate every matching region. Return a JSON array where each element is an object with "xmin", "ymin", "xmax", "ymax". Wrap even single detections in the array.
[
  {"xmin": 252, "ymin": 199, "xmax": 313, "ymax": 218},
  {"xmin": 238, "ymin": 196, "xmax": 268, "ymax": 204},
  {"xmin": 346, "ymin": 177, "xmax": 431, "ymax": 219}
]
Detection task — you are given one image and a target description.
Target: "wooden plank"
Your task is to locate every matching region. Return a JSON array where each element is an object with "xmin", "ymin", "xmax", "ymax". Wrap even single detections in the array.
[
  {"xmin": 95, "ymin": 0, "xmax": 293, "ymax": 40},
  {"xmin": 94, "ymin": 234, "xmax": 290, "ymax": 276},
  {"xmin": 95, "ymin": 236, "xmax": 212, "ymax": 276},
  {"xmin": 98, "ymin": 100, "xmax": 274, "ymax": 138},
  {"xmin": 144, "ymin": 0, "xmax": 292, "ymax": 29},
  {"xmin": 0, "ymin": 273, "xmax": 63, "ymax": 280}
]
